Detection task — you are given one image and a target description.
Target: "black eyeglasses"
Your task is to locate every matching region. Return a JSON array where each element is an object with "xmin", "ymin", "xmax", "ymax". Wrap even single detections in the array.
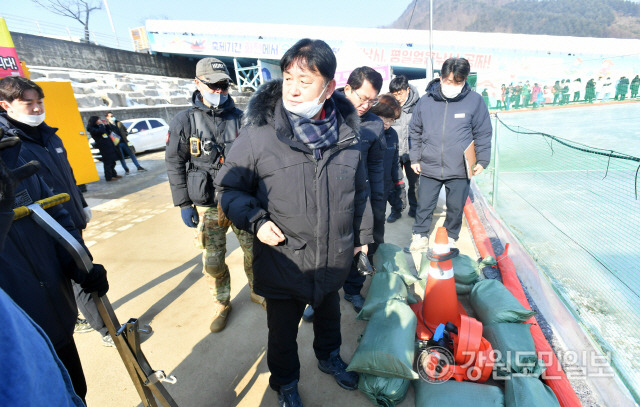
[{"xmin": 197, "ymin": 78, "xmax": 230, "ymax": 91}]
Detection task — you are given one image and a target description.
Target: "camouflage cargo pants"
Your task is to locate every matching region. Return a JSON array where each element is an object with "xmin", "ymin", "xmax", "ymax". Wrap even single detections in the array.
[{"xmin": 195, "ymin": 206, "xmax": 254, "ymax": 305}]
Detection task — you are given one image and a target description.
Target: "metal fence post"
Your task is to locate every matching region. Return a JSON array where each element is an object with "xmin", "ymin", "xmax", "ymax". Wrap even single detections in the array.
[{"xmin": 492, "ymin": 114, "xmax": 500, "ymax": 207}]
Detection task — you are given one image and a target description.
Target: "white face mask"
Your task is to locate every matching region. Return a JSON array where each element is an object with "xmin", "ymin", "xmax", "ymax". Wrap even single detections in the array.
[
  {"xmin": 283, "ymin": 84, "xmax": 328, "ymax": 119},
  {"xmin": 15, "ymin": 112, "xmax": 45, "ymax": 127},
  {"xmin": 202, "ymin": 91, "xmax": 228, "ymax": 107},
  {"xmin": 441, "ymin": 83, "xmax": 464, "ymax": 99}
]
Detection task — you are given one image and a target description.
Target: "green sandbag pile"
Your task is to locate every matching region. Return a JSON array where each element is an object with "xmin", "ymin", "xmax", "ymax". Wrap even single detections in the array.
[
  {"xmin": 483, "ymin": 323, "xmax": 544, "ymax": 376},
  {"xmin": 359, "ymin": 243, "xmax": 419, "ymax": 321},
  {"xmin": 413, "ymin": 379, "xmax": 504, "ymax": 407},
  {"xmin": 348, "ymin": 300, "xmax": 418, "ymax": 380},
  {"xmin": 357, "ymin": 271, "xmax": 417, "ymax": 320},
  {"xmin": 359, "ymin": 373, "xmax": 410, "ymax": 407},
  {"xmin": 350, "ymin": 247, "xmax": 421, "ymax": 407},
  {"xmin": 504, "ymin": 375, "xmax": 560, "ymax": 407},
  {"xmin": 417, "ymin": 253, "xmax": 496, "ymax": 295},
  {"xmin": 470, "ymin": 279, "xmax": 535, "ymax": 324}
]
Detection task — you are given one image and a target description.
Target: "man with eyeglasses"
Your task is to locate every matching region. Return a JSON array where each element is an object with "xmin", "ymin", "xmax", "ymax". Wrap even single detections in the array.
[
  {"xmin": 408, "ymin": 58, "xmax": 492, "ymax": 252},
  {"xmin": 166, "ymin": 57, "xmax": 263, "ymax": 333},
  {"xmin": 302, "ymin": 66, "xmax": 384, "ymax": 322}
]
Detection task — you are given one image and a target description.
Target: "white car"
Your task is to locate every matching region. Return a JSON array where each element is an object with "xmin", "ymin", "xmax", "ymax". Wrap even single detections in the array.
[
  {"xmin": 120, "ymin": 118, "xmax": 170, "ymax": 154},
  {"xmin": 90, "ymin": 117, "xmax": 169, "ymax": 158}
]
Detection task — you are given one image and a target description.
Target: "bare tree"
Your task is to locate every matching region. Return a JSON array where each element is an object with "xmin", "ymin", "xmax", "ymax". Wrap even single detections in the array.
[{"xmin": 32, "ymin": 0, "xmax": 102, "ymax": 42}]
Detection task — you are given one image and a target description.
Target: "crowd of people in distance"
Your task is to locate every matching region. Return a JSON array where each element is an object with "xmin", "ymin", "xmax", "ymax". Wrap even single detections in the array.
[{"xmin": 486, "ymin": 74, "xmax": 640, "ymax": 111}]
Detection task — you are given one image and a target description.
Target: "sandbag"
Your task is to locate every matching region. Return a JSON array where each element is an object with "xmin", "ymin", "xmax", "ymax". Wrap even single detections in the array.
[
  {"xmin": 373, "ymin": 243, "xmax": 420, "ymax": 285},
  {"xmin": 358, "ymin": 373, "xmax": 410, "ymax": 407},
  {"xmin": 483, "ymin": 323, "xmax": 542, "ymax": 375},
  {"xmin": 417, "ymin": 253, "xmax": 496, "ymax": 290},
  {"xmin": 504, "ymin": 375, "xmax": 560, "ymax": 407},
  {"xmin": 470, "ymin": 279, "xmax": 535, "ymax": 324},
  {"xmin": 452, "ymin": 254, "xmax": 481, "ymax": 285},
  {"xmin": 347, "ymin": 300, "xmax": 418, "ymax": 380},
  {"xmin": 358, "ymin": 271, "xmax": 416, "ymax": 321},
  {"xmin": 413, "ymin": 379, "xmax": 504, "ymax": 407}
]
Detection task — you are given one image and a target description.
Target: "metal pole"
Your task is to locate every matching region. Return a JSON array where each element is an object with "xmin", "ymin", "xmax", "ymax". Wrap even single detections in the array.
[
  {"xmin": 103, "ymin": 0, "xmax": 120, "ymax": 47},
  {"xmin": 429, "ymin": 0, "xmax": 433, "ymax": 79},
  {"xmin": 491, "ymin": 114, "xmax": 500, "ymax": 207}
]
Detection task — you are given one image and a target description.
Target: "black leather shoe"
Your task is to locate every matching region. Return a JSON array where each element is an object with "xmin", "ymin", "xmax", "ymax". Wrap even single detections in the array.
[
  {"xmin": 278, "ymin": 380, "xmax": 303, "ymax": 407},
  {"xmin": 318, "ymin": 349, "xmax": 358, "ymax": 390},
  {"xmin": 386, "ymin": 211, "xmax": 401, "ymax": 223}
]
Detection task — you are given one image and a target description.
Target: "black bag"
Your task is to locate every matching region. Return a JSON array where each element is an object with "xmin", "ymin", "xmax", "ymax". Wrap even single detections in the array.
[{"xmin": 187, "ymin": 168, "xmax": 213, "ymax": 206}]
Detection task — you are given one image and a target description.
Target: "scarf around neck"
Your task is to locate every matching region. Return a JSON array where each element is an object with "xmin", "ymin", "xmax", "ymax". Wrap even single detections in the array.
[{"xmin": 284, "ymin": 98, "xmax": 338, "ymax": 160}]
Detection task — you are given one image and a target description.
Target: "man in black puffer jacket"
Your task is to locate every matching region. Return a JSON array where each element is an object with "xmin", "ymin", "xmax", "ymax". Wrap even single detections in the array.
[
  {"xmin": 408, "ymin": 58, "xmax": 492, "ymax": 252},
  {"xmin": 215, "ymin": 39, "xmax": 373, "ymax": 407}
]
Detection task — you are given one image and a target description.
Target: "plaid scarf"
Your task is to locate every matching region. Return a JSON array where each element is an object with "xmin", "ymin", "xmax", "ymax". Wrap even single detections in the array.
[{"xmin": 284, "ymin": 98, "xmax": 338, "ymax": 160}]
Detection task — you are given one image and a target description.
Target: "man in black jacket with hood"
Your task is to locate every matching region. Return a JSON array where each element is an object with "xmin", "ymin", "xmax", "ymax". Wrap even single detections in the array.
[
  {"xmin": 165, "ymin": 57, "xmax": 262, "ymax": 334},
  {"xmin": 408, "ymin": 58, "xmax": 492, "ymax": 252},
  {"xmin": 215, "ymin": 39, "xmax": 373, "ymax": 407}
]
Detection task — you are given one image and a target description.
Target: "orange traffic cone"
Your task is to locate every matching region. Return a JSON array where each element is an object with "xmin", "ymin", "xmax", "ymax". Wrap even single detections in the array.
[{"xmin": 411, "ymin": 227, "xmax": 464, "ymax": 340}]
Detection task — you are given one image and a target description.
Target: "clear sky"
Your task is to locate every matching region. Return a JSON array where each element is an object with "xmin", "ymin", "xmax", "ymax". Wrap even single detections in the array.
[{"xmin": 2, "ymin": 0, "xmax": 415, "ymax": 43}]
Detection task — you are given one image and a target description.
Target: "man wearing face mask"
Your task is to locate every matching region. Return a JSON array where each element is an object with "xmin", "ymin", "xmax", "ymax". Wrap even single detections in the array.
[
  {"xmin": 166, "ymin": 57, "xmax": 263, "ymax": 333},
  {"xmin": 0, "ymin": 76, "xmax": 116, "ymax": 347},
  {"xmin": 215, "ymin": 38, "xmax": 372, "ymax": 406},
  {"xmin": 408, "ymin": 58, "xmax": 492, "ymax": 252}
]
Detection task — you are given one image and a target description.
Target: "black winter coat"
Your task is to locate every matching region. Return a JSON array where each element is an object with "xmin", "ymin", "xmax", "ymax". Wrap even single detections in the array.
[
  {"xmin": 409, "ymin": 79, "xmax": 492, "ymax": 180},
  {"xmin": 165, "ymin": 91, "xmax": 242, "ymax": 208},
  {"xmin": 0, "ymin": 114, "xmax": 87, "ymax": 230},
  {"xmin": 215, "ymin": 80, "xmax": 373, "ymax": 307},
  {"xmin": 335, "ymin": 90, "xmax": 385, "ymax": 210},
  {"xmin": 87, "ymin": 123, "xmax": 119, "ymax": 163},
  {"xmin": 382, "ymin": 127, "xmax": 401, "ymax": 198},
  {"xmin": 0, "ymin": 140, "xmax": 86, "ymax": 350}
]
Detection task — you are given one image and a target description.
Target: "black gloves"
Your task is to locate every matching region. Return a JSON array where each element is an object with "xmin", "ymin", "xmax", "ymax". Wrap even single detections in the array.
[
  {"xmin": 0, "ymin": 134, "xmax": 41, "ymax": 212},
  {"xmin": 81, "ymin": 263, "xmax": 109, "ymax": 297}
]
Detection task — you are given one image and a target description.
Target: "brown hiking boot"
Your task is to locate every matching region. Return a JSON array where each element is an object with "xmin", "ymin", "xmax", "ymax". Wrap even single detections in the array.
[
  {"xmin": 209, "ymin": 302, "xmax": 231, "ymax": 333},
  {"xmin": 250, "ymin": 291, "xmax": 267, "ymax": 311}
]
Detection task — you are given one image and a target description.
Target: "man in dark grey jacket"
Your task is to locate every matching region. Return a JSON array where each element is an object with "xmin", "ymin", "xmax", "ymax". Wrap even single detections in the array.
[
  {"xmin": 215, "ymin": 39, "xmax": 373, "ymax": 407},
  {"xmin": 389, "ymin": 75, "xmax": 420, "ymax": 222},
  {"xmin": 408, "ymin": 58, "xmax": 492, "ymax": 251}
]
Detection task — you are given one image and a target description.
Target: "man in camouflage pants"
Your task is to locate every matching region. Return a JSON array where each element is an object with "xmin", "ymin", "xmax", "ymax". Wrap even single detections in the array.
[
  {"xmin": 166, "ymin": 57, "xmax": 265, "ymax": 333},
  {"xmin": 196, "ymin": 207, "xmax": 258, "ymax": 307}
]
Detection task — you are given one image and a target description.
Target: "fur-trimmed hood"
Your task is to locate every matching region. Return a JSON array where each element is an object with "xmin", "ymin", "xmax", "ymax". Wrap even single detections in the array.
[{"xmin": 243, "ymin": 79, "xmax": 360, "ymax": 135}]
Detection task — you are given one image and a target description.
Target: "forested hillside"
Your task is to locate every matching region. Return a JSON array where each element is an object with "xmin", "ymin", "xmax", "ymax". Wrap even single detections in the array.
[{"xmin": 388, "ymin": 0, "xmax": 640, "ymax": 39}]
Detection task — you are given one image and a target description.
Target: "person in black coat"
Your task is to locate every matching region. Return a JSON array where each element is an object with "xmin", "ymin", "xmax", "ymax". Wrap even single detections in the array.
[
  {"xmin": 0, "ymin": 76, "xmax": 111, "ymax": 346},
  {"xmin": 408, "ymin": 58, "xmax": 492, "ymax": 252},
  {"xmin": 87, "ymin": 115, "xmax": 120, "ymax": 181},
  {"xmin": 215, "ymin": 39, "xmax": 373, "ymax": 406},
  {"xmin": 0, "ymin": 134, "xmax": 109, "ymax": 404},
  {"xmin": 370, "ymin": 94, "xmax": 404, "ymax": 218}
]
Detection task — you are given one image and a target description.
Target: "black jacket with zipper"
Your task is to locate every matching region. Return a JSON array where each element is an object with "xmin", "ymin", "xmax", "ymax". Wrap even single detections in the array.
[
  {"xmin": 409, "ymin": 79, "xmax": 492, "ymax": 180},
  {"xmin": 165, "ymin": 90, "xmax": 242, "ymax": 208},
  {"xmin": 214, "ymin": 80, "xmax": 373, "ymax": 307}
]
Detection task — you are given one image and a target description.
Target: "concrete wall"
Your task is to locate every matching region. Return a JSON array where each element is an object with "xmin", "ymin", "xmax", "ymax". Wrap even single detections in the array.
[{"xmin": 12, "ymin": 32, "xmax": 197, "ymax": 78}]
